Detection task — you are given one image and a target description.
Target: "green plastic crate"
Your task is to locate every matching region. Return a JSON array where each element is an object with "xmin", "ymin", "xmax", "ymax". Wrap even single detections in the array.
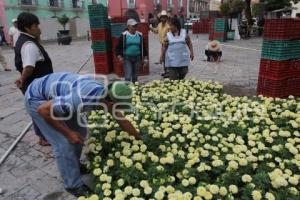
[
  {"xmin": 89, "ymin": 17, "xmax": 111, "ymax": 29},
  {"xmin": 215, "ymin": 38, "xmax": 225, "ymax": 42},
  {"xmin": 111, "ymin": 23, "xmax": 127, "ymax": 37},
  {"xmin": 227, "ymin": 31, "xmax": 235, "ymax": 40},
  {"xmin": 262, "ymin": 40, "xmax": 300, "ymax": 60},
  {"xmin": 88, "ymin": 4, "xmax": 108, "ymax": 12}
]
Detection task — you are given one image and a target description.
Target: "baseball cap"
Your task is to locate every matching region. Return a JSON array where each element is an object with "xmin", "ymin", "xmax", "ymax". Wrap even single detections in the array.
[
  {"xmin": 107, "ymin": 81, "xmax": 132, "ymax": 103},
  {"xmin": 12, "ymin": 19, "xmax": 17, "ymax": 23},
  {"xmin": 127, "ymin": 18, "xmax": 138, "ymax": 26}
]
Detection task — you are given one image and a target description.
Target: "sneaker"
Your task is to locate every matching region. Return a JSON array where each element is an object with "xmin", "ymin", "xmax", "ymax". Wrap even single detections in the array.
[{"xmin": 66, "ymin": 185, "xmax": 92, "ymax": 197}]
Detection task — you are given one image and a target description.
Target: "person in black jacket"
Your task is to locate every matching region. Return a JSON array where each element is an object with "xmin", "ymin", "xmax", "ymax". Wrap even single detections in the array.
[
  {"xmin": 116, "ymin": 19, "xmax": 148, "ymax": 83},
  {"xmin": 15, "ymin": 12, "xmax": 54, "ymax": 146}
]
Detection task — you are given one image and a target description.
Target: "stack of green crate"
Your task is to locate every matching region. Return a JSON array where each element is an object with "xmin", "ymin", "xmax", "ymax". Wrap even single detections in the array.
[
  {"xmin": 214, "ymin": 18, "xmax": 226, "ymax": 33},
  {"xmin": 88, "ymin": 4, "xmax": 110, "ymax": 29},
  {"xmin": 262, "ymin": 40, "xmax": 300, "ymax": 60},
  {"xmin": 91, "ymin": 41, "xmax": 112, "ymax": 52},
  {"xmin": 209, "ymin": 18, "xmax": 227, "ymax": 42},
  {"xmin": 88, "ymin": 4, "xmax": 112, "ymax": 74}
]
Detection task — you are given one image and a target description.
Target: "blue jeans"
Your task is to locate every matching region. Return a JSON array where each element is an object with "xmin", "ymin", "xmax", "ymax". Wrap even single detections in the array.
[
  {"xmin": 25, "ymin": 97, "xmax": 87, "ymax": 189},
  {"xmin": 124, "ymin": 56, "xmax": 141, "ymax": 83}
]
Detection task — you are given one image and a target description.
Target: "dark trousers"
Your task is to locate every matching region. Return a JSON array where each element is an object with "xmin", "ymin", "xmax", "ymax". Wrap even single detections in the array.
[
  {"xmin": 205, "ymin": 50, "xmax": 222, "ymax": 62},
  {"xmin": 124, "ymin": 56, "xmax": 141, "ymax": 83},
  {"xmin": 168, "ymin": 66, "xmax": 188, "ymax": 80}
]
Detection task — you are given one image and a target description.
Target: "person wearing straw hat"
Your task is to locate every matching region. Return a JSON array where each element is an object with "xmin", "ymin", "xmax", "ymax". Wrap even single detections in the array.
[
  {"xmin": 24, "ymin": 72, "xmax": 140, "ymax": 197},
  {"xmin": 150, "ymin": 10, "xmax": 170, "ymax": 77},
  {"xmin": 116, "ymin": 18, "xmax": 148, "ymax": 83},
  {"xmin": 205, "ymin": 40, "xmax": 222, "ymax": 62}
]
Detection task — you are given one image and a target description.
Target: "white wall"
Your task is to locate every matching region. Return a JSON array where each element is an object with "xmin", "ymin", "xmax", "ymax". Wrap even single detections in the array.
[
  {"xmin": 38, "ymin": 18, "xmax": 89, "ymax": 41},
  {"xmin": 39, "ymin": 18, "xmax": 70, "ymax": 41},
  {"xmin": 75, "ymin": 18, "xmax": 89, "ymax": 38}
]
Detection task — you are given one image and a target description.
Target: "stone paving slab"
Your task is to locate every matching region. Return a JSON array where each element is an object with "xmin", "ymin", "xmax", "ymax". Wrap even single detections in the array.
[{"xmin": 0, "ymin": 33, "xmax": 261, "ymax": 199}]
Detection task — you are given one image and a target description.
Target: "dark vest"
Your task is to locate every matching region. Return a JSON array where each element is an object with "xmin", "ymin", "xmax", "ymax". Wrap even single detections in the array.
[{"xmin": 15, "ymin": 33, "xmax": 53, "ymax": 93}]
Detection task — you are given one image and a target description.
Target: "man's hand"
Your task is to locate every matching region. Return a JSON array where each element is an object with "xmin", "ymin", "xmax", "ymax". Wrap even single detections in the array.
[
  {"xmin": 15, "ymin": 78, "xmax": 23, "ymax": 89},
  {"xmin": 67, "ymin": 131, "xmax": 84, "ymax": 144}
]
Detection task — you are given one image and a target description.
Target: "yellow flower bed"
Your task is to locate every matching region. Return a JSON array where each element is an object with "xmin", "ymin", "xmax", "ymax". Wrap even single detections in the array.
[{"xmin": 80, "ymin": 80, "xmax": 300, "ymax": 200}]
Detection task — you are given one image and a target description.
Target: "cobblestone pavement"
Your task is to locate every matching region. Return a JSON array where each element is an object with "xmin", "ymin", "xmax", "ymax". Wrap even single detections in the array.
[{"xmin": 0, "ymin": 33, "xmax": 262, "ymax": 200}]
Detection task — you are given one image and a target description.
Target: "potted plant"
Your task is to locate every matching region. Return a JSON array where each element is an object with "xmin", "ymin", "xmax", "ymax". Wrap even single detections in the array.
[{"xmin": 57, "ymin": 14, "xmax": 72, "ymax": 45}]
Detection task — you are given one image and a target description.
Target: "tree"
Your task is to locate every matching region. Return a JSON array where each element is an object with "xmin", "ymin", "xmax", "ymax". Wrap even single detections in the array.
[
  {"xmin": 244, "ymin": 0, "xmax": 253, "ymax": 25},
  {"xmin": 220, "ymin": 0, "xmax": 244, "ymax": 30},
  {"xmin": 57, "ymin": 14, "xmax": 69, "ymax": 30},
  {"xmin": 252, "ymin": 3, "xmax": 265, "ymax": 17}
]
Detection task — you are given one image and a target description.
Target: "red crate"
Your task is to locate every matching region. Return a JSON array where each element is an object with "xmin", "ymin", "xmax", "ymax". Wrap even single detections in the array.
[
  {"xmin": 259, "ymin": 59, "xmax": 300, "ymax": 80},
  {"xmin": 95, "ymin": 63, "xmax": 111, "ymax": 74},
  {"xmin": 263, "ymin": 19, "xmax": 300, "ymax": 40},
  {"xmin": 90, "ymin": 29, "xmax": 111, "ymax": 42},
  {"xmin": 111, "ymin": 16, "xmax": 128, "ymax": 23},
  {"xmin": 257, "ymin": 76, "xmax": 300, "ymax": 97},
  {"xmin": 113, "ymin": 59, "xmax": 124, "ymax": 77},
  {"xmin": 112, "ymin": 37, "xmax": 119, "ymax": 49},
  {"xmin": 93, "ymin": 52, "xmax": 113, "ymax": 75}
]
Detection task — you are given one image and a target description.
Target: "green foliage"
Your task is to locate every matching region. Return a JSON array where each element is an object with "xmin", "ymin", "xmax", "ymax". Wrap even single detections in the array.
[
  {"xmin": 57, "ymin": 14, "xmax": 69, "ymax": 30},
  {"xmin": 220, "ymin": 0, "xmax": 244, "ymax": 17},
  {"xmin": 252, "ymin": 3, "xmax": 265, "ymax": 17}
]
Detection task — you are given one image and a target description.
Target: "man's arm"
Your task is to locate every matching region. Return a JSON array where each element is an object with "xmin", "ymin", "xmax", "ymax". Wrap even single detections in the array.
[
  {"xmin": 104, "ymin": 100, "xmax": 141, "ymax": 140},
  {"xmin": 37, "ymin": 100, "xmax": 84, "ymax": 144}
]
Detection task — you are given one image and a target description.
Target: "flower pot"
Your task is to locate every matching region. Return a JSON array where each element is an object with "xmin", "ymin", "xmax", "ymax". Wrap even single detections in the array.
[
  {"xmin": 227, "ymin": 31, "xmax": 235, "ymax": 40},
  {"xmin": 57, "ymin": 30, "xmax": 72, "ymax": 45}
]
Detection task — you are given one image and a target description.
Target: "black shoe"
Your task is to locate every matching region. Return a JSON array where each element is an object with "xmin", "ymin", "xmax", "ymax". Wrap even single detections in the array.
[
  {"xmin": 66, "ymin": 185, "xmax": 92, "ymax": 197},
  {"xmin": 80, "ymin": 163, "xmax": 89, "ymax": 174}
]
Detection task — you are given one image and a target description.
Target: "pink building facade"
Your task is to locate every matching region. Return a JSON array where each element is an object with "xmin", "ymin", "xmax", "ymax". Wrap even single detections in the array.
[
  {"xmin": 0, "ymin": 0, "xmax": 9, "ymax": 41},
  {"xmin": 108, "ymin": 0, "xmax": 188, "ymax": 21}
]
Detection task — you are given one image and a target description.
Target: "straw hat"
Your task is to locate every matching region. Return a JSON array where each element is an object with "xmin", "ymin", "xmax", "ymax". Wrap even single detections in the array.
[
  {"xmin": 160, "ymin": 10, "xmax": 168, "ymax": 17},
  {"xmin": 208, "ymin": 40, "xmax": 221, "ymax": 52}
]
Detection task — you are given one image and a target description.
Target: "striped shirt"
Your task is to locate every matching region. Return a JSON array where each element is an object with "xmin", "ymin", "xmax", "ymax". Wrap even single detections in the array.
[{"xmin": 26, "ymin": 72, "xmax": 105, "ymax": 116}]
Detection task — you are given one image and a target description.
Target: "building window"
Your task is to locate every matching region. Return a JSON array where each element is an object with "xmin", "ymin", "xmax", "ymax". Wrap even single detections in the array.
[
  {"xmin": 167, "ymin": 0, "xmax": 173, "ymax": 8},
  {"xmin": 20, "ymin": 0, "xmax": 38, "ymax": 5},
  {"xmin": 127, "ymin": 0, "xmax": 135, "ymax": 9}
]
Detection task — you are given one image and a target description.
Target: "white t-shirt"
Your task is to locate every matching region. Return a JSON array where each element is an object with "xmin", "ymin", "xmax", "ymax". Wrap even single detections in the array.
[
  {"xmin": 9, "ymin": 26, "xmax": 20, "ymax": 47},
  {"xmin": 20, "ymin": 33, "xmax": 44, "ymax": 68}
]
